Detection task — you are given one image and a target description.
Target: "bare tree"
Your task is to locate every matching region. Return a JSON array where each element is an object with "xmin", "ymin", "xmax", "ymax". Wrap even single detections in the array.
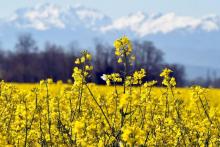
[{"xmin": 15, "ymin": 33, "xmax": 38, "ymax": 54}]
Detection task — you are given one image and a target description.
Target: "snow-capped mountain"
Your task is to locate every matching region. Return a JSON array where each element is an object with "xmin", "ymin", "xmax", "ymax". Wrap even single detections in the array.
[
  {"xmin": 101, "ymin": 12, "xmax": 219, "ymax": 36},
  {"xmin": 0, "ymin": 4, "xmax": 220, "ymax": 78},
  {"xmin": 6, "ymin": 4, "xmax": 111, "ymax": 30}
]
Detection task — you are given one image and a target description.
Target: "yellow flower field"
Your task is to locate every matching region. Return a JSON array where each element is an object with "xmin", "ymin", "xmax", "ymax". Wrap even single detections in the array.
[
  {"xmin": 0, "ymin": 36, "xmax": 220, "ymax": 146},
  {"xmin": 1, "ymin": 82, "xmax": 220, "ymax": 146}
]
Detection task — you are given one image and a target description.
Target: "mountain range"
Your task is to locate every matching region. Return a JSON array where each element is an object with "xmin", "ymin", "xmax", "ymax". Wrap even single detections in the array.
[{"xmin": 0, "ymin": 4, "xmax": 220, "ymax": 79}]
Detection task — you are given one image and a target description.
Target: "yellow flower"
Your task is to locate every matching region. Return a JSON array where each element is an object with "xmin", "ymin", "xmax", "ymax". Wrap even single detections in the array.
[
  {"xmin": 75, "ymin": 58, "xmax": 80, "ymax": 64},
  {"xmin": 74, "ymin": 121, "xmax": 84, "ymax": 134},
  {"xmin": 89, "ymin": 65, "xmax": 93, "ymax": 70},
  {"xmin": 40, "ymin": 80, "xmax": 45, "ymax": 85},
  {"xmin": 162, "ymin": 79, "xmax": 169, "ymax": 87},
  {"xmin": 115, "ymin": 50, "xmax": 120, "ymax": 56},
  {"xmin": 170, "ymin": 77, "xmax": 176, "ymax": 87},
  {"xmin": 101, "ymin": 73, "xmax": 122, "ymax": 85},
  {"xmin": 119, "ymin": 94, "xmax": 129, "ymax": 108},
  {"xmin": 106, "ymin": 79, "xmax": 111, "ymax": 86},
  {"xmin": 81, "ymin": 56, "xmax": 86, "ymax": 63},
  {"xmin": 121, "ymin": 36, "xmax": 129, "ymax": 45},
  {"xmin": 144, "ymin": 80, "xmax": 157, "ymax": 87},
  {"xmin": 133, "ymin": 69, "xmax": 146, "ymax": 84},
  {"xmin": 113, "ymin": 39, "xmax": 121, "ymax": 49},
  {"xmin": 160, "ymin": 68, "xmax": 172, "ymax": 78},
  {"xmin": 114, "ymin": 36, "xmax": 132, "ymax": 57},
  {"xmin": 118, "ymin": 58, "xmax": 122, "ymax": 63},
  {"xmin": 85, "ymin": 65, "xmax": 90, "ymax": 71},
  {"xmin": 56, "ymin": 80, "xmax": 63, "ymax": 85},
  {"xmin": 86, "ymin": 53, "xmax": 92, "ymax": 60},
  {"xmin": 47, "ymin": 78, "xmax": 53, "ymax": 84},
  {"xmin": 121, "ymin": 126, "xmax": 145, "ymax": 145}
]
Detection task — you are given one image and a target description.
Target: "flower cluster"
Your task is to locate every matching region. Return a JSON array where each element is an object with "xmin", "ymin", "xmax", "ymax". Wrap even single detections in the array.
[
  {"xmin": 101, "ymin": 73, "xmax": 122, "ymax": 86},
  {"xmin": 75, "ymin": 51, "xmax": 92, "ymax": 65},
  {"xmin": 133, "ymin": 68, "xmax": 146, "ymax": 85},
  {"xmin": 73, "ymin": 51, "xmax": 93, "ymax": 87},
  {"xmin": 160, "ymin": 68, "xmax": 176, "ymax": 87},
  {"xmin": 114, "ymin": 36, "xmax": 135, "ymax": 64}
]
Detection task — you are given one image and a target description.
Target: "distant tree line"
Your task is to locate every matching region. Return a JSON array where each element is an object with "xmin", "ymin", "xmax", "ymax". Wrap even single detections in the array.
[
  {"xmin": 188, "ymin": 71, "xmax": 220, "ymax": 88},
  {"xmin": 0, "ymin": 33, "xmax": 186, "ymax": 86}
]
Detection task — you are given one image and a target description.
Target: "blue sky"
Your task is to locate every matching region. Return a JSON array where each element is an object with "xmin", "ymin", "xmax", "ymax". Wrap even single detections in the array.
[{"xmin": 0, "ymin": 0, "xmax": 220, "ymax": 18}]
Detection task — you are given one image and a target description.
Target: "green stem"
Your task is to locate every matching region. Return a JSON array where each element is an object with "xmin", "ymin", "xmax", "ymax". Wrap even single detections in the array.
[
  {"xmin": 198, "ymin": 94, "xmax": 212, "ymax": 124},
  {"xmin": 85, "ymin": 84, "xmax": 112, "ymax": 130},
  {"xmin": 123, "ymin": 53, "xmax": 128, "ymax": 94}
]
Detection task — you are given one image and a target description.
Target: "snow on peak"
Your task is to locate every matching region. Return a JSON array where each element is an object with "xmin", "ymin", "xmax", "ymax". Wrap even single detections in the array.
[
  {"xmin": 7, "ymin": 3, "xmax": 110, "ymax": 30},
  {"xmin": 8, "ymin": 4, "xmax": 64, "ymax": 30},
  {"xmin": 101, "ymin": 12, "xmax": 219, "ymax": 36},
  {"xmin": 100, "ymin": 11, "xmax": 146, "ymax": 33},
  {"xmin": 67, "ymin": 5, "xmax": 111, "ymax": 29},
  {"xmin": 75, "ymin": 5, "xmax": 106, "ymax": 20}
]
